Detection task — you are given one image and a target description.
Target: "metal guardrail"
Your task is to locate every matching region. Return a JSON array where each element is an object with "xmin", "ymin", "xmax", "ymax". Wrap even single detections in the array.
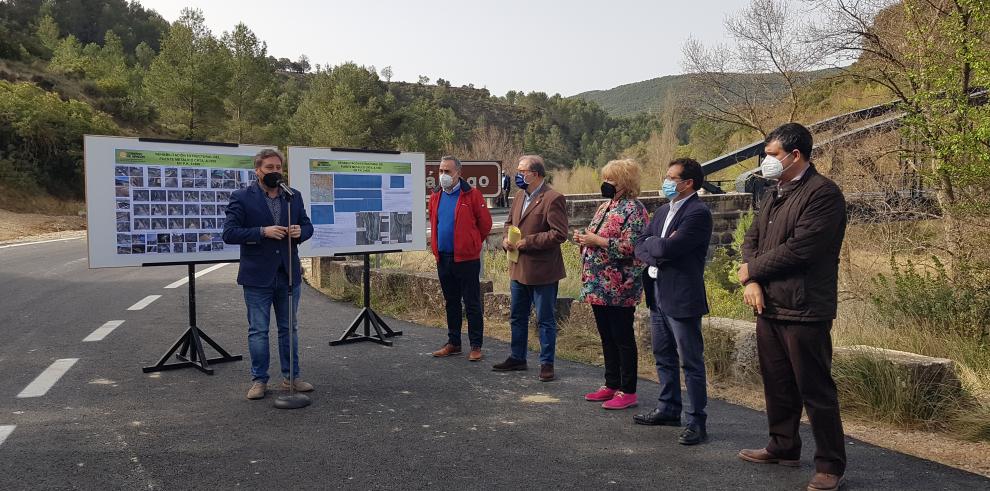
[{"xmin": 699, "ymin": 89, "xmax": 988, "ymax": 196}]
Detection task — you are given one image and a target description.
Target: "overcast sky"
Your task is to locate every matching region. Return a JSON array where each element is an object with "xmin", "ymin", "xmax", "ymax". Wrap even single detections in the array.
[{"xmin": 138, "ymin": 0, "xmax": 758, "ymax": 97}]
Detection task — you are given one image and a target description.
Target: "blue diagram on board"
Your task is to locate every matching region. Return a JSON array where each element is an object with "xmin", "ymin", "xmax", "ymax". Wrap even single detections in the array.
[
  {"xmin": 311, "ymin": 205, "xmax": 334, "ymax": 224},
  {"xmin": 334, "ymin": 174, "xmax": 382, "ymax": 189},
  {"xmin": 332, "ymin": 174, "xmax": 387, "ymax": 212}
]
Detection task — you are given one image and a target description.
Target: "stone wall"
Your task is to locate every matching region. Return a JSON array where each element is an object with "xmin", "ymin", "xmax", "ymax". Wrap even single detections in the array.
[{"xmin": 490, "ymin": 192, "xmax": 753, "ymax": 258}]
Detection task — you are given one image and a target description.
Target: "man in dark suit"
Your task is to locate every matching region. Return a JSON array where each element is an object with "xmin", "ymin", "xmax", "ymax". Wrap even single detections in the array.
[
  {"xmin": 633, "ymin": 158, "xmax": 713, "ymax": 445},
  {"xmin": 222, "ymin": 149, "xmax": 314, "ymax": 400},
  {"xmin": 737, "ymin": 123, "xmax": 847, "ymax": 491},
  {"xmin": 493, "ymin": 155, "xmax": 568, "ymax": 382},
  {"xmin": 499, "ymin": 170, "xmax": 511, "ymax": 207}
]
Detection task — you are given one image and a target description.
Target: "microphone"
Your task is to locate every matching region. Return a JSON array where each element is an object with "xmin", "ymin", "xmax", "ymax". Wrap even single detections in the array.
[{"xmin": 262, "ymin": 172, "xmax": 295, "ymax": 198}]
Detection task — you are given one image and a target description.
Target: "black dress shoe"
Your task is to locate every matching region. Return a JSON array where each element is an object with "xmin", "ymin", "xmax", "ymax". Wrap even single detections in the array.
[
  {"xmin": 632, "ymin": 408, "xmax": 681, "ymax": 426},
  {"xmin": 492, "ymin": 357, "xmax": 528, "ymax": 371},
  {"xmin": 678, "ymin": 425, "xmax": 707, "ymax": 445}
]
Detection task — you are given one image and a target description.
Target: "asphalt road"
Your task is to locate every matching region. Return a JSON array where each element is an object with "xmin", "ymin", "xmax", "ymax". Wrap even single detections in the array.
[{"xmin": 0, "ymin": 238, "xmax": 987, "ymax": 490}]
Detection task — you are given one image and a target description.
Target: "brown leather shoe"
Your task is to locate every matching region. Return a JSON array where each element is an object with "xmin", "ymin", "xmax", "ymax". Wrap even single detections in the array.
[
  {"xmin": 468, "ymin": 347, "xmax": 482, "ymax": 361},
  {"xmin": 807, "ymin": 472, "xmax": 844, "ymax": 491},
  {"xmin": 432, "ymin": 343, "xmax": 462, "ymax": 357},
  {"xmin": 737, "ymin": 448, "xmax": 800, "ymax": 467},
  {"xmin": 246, "ymin": 382, "xmax": 266, "ymax": 400},
  {"xmin": 539, "ymin": 363, "xmax": 555, "ymax": 381}
]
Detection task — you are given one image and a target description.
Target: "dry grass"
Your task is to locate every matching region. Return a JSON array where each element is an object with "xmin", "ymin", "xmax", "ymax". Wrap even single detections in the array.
[
  {"xmin": 375, "ymin": 250, "xmax": 436, "ymax": 273},
  {"xmin": 549, "ymin": 166, "xmax": 600, "ymax": 195},
  {"xmin": 481, "ymin": 240, "xmax": 584, "ymax": 298}
]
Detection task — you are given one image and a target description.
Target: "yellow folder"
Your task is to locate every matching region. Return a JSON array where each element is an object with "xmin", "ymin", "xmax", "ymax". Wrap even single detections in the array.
[{"xmin": 507, "ymin": 226, "xmax": 521, "ymax": 263}]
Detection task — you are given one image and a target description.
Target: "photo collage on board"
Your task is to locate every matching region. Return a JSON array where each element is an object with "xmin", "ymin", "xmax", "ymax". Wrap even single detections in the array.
[{"xmin": 113, "ymin": 164, "xmax": 254, "ymax": 255}]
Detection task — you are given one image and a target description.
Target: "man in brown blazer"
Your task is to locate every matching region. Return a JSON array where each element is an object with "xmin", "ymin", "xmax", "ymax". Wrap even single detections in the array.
[{"xmin": 492, "ymin": 155, "xmax": 568, "ymax": 381}]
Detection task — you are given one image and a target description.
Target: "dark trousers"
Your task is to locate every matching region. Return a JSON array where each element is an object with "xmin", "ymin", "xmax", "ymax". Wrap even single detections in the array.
[
  {"xmin": 757, "ymin": 316, "xmax": 846, "ymax": 475},
  {"xmin": 592, "ymin": 305, "xmax": 638, "ymax": 393},
  {"xmin": 651, "ymin": 308, "xmax": 707, "ymax": 428},
  {"xmin": 437, "ymin": 255, "xmax": 484, "ymax": 348}
]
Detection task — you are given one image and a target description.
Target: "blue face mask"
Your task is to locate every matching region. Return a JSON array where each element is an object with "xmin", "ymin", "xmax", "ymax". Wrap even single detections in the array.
[
  {"xmin": 515, "ymin": 172, "xmax": 529, "ymax": 190},
  {"xmin": 662, "ymin": 179, "xmax": 679, "ymax": 199}
]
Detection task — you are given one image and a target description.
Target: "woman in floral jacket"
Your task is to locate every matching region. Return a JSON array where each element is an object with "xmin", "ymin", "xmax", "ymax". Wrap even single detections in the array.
[{"xmin": 574, "ymin": 159, "xmax": 649, "ymax": 410}]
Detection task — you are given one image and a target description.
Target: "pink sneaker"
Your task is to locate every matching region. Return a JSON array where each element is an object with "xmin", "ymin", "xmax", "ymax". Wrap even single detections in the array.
[
  {"xmin": 602, "ymin": 391, "xmax": 638, "ymax": 410},
  {"xmin": 584, "ymin": 386, "xmax": 617, "ymax": 402}
]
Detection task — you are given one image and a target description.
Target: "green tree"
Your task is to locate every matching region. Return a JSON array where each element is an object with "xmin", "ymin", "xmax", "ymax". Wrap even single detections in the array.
[
  {"xmin": 900, "ymin": 0, "xmax": 990, "ymax": 268},
  {"xmin": 221, "ymin": 23, "xmax": 275, "ymax": 143},
  {"xmin": 35, "ymin": 13, "xmax": 59, "ymax": 53},
  {"xmin": 0, "ymin": 80, "xmax": 119, "ymax": 198},
  {"xmin": 49, "ymin": 0, "xmax": 167, "ymax": 53},
  {"xmin": 134, "ymin": 41, "xmax": 154, "ymax": 68},
  {"xmin": 47, "ymin": 34, "xmax": 88, "ymax": 76},
  {"xmin": 290, "ymin": 63, "xmax": 390, "ymax": 148},
  {"xmin": 391, "ymin": 97, "xmax": 457, "ymax": 156},
  {"xmin": 145, "ymin": 8, "xmax": 230, "ymax": 140},
  {"xmin": 91, "ymin": 30, "xmax": 129, "ymax": 96}
]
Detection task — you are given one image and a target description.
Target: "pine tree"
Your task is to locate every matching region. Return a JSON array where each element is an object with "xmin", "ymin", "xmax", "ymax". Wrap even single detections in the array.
[
  {"xmin": 145, "ymin": 8, "xmax": 230, "ymax": 140},
  {"xmin": 221, "ymin": 23, "xmax": 275, "ymax": 143}
]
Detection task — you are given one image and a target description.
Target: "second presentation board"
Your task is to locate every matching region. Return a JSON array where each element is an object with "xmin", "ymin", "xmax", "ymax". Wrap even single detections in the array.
[{"xmin": 288, "ymin": 147, "xmax": 427, "ymax": 256}]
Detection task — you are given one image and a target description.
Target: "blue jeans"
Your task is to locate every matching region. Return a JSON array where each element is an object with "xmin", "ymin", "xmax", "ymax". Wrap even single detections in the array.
[
  {"xmin": 509, "ymin": 280, "xmax": 558, "ymax": 364},
  {"xmin": 650, "ymin": 308, "xmax": 707, "ymax": 429},
  {"xmin": 243, "ymin": 273, "xmax": 301, "ymax": 383}
]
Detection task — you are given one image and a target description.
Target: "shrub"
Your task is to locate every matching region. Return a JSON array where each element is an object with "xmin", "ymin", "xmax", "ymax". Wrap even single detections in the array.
[
  {"xmin": 870, "ymin": 255, "xmax": 990, "ymax": 340},
  {"xmin": 703, "ymin": 211, "xmax": 755, "ymax": 320},
  {"xmin": 0, "ymin": 80, "xmax": 119, "ymax": 198}
]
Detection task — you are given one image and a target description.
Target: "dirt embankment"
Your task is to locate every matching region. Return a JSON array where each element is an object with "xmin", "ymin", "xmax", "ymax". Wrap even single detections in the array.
[{"xmin": 0, "ymin": 209, "xmax": 86, "ymax": 243}]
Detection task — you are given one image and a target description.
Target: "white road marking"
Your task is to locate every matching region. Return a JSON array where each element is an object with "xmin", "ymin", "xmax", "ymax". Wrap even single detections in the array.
[
  {"xmin": 0, "ymin": 425, "xmax": 14, "ymax": 447},
  {"xmin": 83, "ymin": 320, "xmax": 125, "ymax": 342},
  {"xmin": 127, "ymin": 295, "xmax": 161, "ymax": 311},
  {"xmin": 0, "ymin": 237, "xmax": 82, "ymax": 249},
  {"xmin": 17, "ymin": 358, "xmax": 79, "ymax": 398},
  {"xmin": 164, "ymin": 263, "xmax": 230, "ymax": 289}
]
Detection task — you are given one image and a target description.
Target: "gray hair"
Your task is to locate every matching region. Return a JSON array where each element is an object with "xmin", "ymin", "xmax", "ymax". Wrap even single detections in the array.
[
  {"xmin": 254, "ymin": 148, "xmax": 285, "ymax": 168},
  {"xmin": 440, "ymin": 155, "xmax": 462, "ymax": 170},
  {"xmin": 518, "ymin": 154, "xmax": 545, "ymax": 177}
]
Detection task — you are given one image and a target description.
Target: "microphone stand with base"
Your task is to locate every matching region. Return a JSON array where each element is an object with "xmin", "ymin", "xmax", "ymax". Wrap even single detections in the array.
[{"xmin": 274, "ymin": 182, "xmax": 311, "ymax": 410}]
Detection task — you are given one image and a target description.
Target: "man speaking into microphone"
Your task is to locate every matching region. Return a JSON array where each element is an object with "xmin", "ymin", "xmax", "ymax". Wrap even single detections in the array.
[{"xmin": 223, "ymin": 149, "xmax": 314, "ymax": 400}]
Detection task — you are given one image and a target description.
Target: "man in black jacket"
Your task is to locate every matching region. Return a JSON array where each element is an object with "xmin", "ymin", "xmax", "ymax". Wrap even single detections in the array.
[{"xmin": 736, "ymin": 123, "xmax": 848, "ymax": 491}]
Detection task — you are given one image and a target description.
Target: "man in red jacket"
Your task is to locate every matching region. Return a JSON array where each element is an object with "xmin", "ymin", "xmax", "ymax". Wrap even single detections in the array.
[{"xmin": 429, "ymin": 156, "xmax": 493, "ymax": 361}]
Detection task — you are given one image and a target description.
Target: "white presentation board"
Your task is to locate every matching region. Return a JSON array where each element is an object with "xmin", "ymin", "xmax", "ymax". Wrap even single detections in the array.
[
  {"xmin": 84, "ymin": 135, "xmax": 275, "ymax": 268},
  {"xmin": 287, "ymin": 147, "xmax": 427, "ymax": 257}
]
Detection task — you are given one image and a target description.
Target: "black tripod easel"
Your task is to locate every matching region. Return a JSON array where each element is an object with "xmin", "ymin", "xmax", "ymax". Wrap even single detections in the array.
[
  {"xmin": 329, "ymin": 252, "xmax": 403, "ymax": 347},
  {"xmin": 142, "ymin": 262, "xmax": 242, "ymax": 375}
]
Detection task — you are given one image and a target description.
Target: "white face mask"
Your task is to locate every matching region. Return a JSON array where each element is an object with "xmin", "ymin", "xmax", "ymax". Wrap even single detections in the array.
[
  {"xmin": 760, "ymin": 152, "xmax": 794, "ymax": 180},
  {"xmin": 439, "ymin": 173, "xmax": 455, "ymax": 189}
]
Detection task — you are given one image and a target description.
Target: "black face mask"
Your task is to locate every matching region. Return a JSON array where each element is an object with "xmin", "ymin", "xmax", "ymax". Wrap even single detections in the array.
[
  {"xmin": 600, "ymin": 182, "xmax": 617, "ymax": 199},
  {"xmin": 262, "ymin": 171, "xmax": 283, "ymax": 188}
]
